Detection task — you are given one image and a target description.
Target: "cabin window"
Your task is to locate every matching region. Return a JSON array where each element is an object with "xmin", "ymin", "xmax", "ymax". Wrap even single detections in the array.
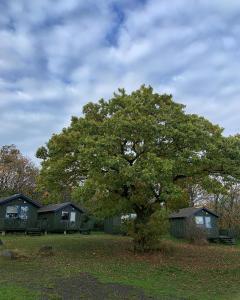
[
  {"xmin": 19, "ymin": 206, "xmax": 29, "ymax": 220},
  {"xmin": 121, "ymin": 213, "xmax": 136, "ymax": 222},
  {"xmin": 6, "ymin": 206, "xmax": 19, "ymax": 219},
  {"xmin": 195, "ymin": 216, "xmax": 204, "ymax": 225},
  {"xmin": 61, "ymin": 211, "xmax": 69, "ymax": 220},
  {"xmin": 205, "ymin": 216, "xmax": 212, "ymax": 228},
  {"xmin": 6, "ymin": 205, "xmax": 29, "ymax": 219},
  {"xmin": 70, "ymin": 212, "xmax": 76, "ymax": 222}
]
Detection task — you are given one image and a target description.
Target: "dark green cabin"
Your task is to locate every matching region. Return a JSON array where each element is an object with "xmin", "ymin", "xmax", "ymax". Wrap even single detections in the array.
[
  {"xmin": 0, "ymin": 194, "xmax": 41, "ymax": 233},
  {"xmin": 169, "ymin": 207, "xmax": 219, "ymax": 239},
  {"xmin": 104, "ymin": 216, "xmax": 122, "ymax": 234},
  {"xmin": 104, "ymin": 214, "xmax": 136, "ymax": 234},
  {"xmin": 38, "ymin": 202, "xmax": 85, "ymax": 233}
]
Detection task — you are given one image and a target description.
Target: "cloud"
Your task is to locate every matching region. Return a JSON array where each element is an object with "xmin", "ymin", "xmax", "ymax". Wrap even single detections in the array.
[{"xmin": 0, "ymin": 0, "xmax": 240, "ymax": 163}]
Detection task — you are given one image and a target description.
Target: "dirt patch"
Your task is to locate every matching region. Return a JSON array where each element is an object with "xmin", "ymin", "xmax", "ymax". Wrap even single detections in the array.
[
  {"xmin": 41, "ymin": 273, "xmax": 178, "ymax": 300},
  {"xmin": 38, "ymin": 245, "xmax": 54, "ymax": 257}
]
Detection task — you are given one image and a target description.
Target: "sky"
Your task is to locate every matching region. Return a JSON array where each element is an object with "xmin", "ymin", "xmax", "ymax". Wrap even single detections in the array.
[{"xmin": 0, "ymin": 0, "xmax": 240, "ymax": 164}]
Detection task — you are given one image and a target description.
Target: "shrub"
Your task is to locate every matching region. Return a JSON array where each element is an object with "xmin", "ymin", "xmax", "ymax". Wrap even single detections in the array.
[
  {"xmin": 128, "ymin": 209, "xmax": 170, "ymax": 252},
  {"xmin": 185, "ymin": 220, "xmax": 208, "ymax": 245},
  {"xmin": 156, "ymin": 240, "xmax": 176, "ymax": 256}
]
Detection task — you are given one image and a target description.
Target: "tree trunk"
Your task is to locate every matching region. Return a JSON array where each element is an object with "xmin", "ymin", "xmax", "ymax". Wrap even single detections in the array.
[{"xmin": 132, "ymin": 208, "xmax": 153, "ymax": 253}]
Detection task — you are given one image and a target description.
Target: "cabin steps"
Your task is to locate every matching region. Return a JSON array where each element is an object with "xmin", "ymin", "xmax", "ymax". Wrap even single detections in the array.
[
  {"xmin": 219, "ymin": 235, "xmax": 236, "ymax": 245},
  {"xmin": 26, "ymin": 228, "xmax": 42, "ymax": 236}
]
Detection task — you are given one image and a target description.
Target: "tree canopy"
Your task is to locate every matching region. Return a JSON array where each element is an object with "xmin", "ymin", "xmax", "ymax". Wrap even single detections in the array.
[{"xmin": 37, "ymin": 86, "xmax": 240, "ymax": 250}]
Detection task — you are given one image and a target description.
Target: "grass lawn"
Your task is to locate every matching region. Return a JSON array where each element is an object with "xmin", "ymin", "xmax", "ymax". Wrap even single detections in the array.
[{"xmin": 0, "ymin": 233, "xmax": 240, "ymax": 299}]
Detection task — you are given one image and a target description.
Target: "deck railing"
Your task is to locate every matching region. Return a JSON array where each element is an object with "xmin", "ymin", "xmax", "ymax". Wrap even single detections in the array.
[{"xmin": 0, "ymin": 217, "xmax": 28, "ymax": 230}]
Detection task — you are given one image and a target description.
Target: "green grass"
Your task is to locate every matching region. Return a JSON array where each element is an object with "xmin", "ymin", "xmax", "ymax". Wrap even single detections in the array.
[
  {"xmin": 1, "ymin": 233, "xmax": 240, "ymax": 299},
  {"xmin": 0, "ymin": 285, "xmax": 38, "ymax": 300}
]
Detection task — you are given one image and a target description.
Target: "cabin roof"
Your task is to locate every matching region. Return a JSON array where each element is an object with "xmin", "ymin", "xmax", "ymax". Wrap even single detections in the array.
[
  {"xmin": 0, "ymin": 194, "xmax": 41, "ymax": 208},
  {"xmin": 169, "ymin": 207, "xmax": 218, "ymax": 219},
  {"xmin": 38, "ymin": 202, "xmax": 85, "ymax": 213}
]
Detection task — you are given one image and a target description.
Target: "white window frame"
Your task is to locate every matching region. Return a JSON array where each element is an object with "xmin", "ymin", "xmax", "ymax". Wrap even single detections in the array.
[
  {"xmin": 6, "ymin": 205, "xmax": 19, "ymax": 219},
  {"xmin": 205, "ymin": 216, "xmax": 212, "ymax": 228},
  {"xmin": 70, "ymin": 212, "xmax": 76, "ymax": 222},
  {"xmin": 195, "ymin": 216, "xmax": 204, "ymax": 225},
  {"xmin": 61, "ymin": 211, "xmax": 69, "ymax": 221},
  {"xmin": 19, "ymin": 206, "xmax": 29, "ymax": 220}
]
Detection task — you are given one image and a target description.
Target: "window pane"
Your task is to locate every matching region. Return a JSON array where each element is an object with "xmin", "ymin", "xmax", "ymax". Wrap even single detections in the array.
[
  {"xmin": 6, "ymin": 206, "xmax": 18, "ymax": 214},
  {"xmin": 6, "ymin": 206, "xmax": 19, "ymax": 219},
  {"xmin": 61, "ymin": 211, "xmax": 69, "ymax": 220},
  {"xmin": 70, "ymin": 212, "xmax": 76, "ymax": 222},
  {"xmin": 195, "ymin": 216, "xmax": 204, "ymax": 225},
  {"xmin": 205, "ymin": 217, "xmax": 212, "ymax": 228},
  {"xmin": 19, "ymin": 206, "xmax": 29, "ymax": 220}
]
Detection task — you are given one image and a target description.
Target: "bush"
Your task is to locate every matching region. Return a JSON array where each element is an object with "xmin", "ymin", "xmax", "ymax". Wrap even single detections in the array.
[
  {"xmin": 128, "ymin": 209, "xmax": 170, "ymax": 252},
  {"xmin": 185, "ymin": 220, "xmax": 208, "ymax": 245},
  {"xmin": 92, "ymin": 217, "xmax": 104, "ymax": 232},
  {"xmin": 155, "ymin": 240, "xmax": 176, "ymax": 256}
]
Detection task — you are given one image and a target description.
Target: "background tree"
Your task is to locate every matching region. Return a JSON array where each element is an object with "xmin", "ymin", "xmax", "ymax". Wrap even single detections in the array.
[
  {"xmin": 216, "ymin": 184, "xmax": 240, "ymax": 235},
  {"xmin": 0, "ymin": 145, "xmax": 39, "ymax": 198},
  {"xmin": 37, "ymin": 86, "xmax": 240, "ymax": 251},
  {"xmin": 36, "ymin": 130, "xmax": 86, "ymax": 203},
  {"xmin": 191, "ymin": 181, "xmax": 240, "ymax": 237}
]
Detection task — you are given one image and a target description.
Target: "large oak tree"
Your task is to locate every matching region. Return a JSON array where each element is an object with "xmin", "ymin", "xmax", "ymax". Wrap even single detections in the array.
[{"xmin": 37, "ymin": 86, "xmax": 240, "ymax": 251}]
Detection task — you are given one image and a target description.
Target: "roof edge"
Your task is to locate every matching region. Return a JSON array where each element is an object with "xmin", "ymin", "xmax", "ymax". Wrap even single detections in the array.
[
  {"xmin": 38, "ymin": 202, "xmax": 85, "ymax": 213},
  {"xmin": 0, "ymin": 194, "xmax": 42, "ymax": 208},
  {"xmin": 169, "ymin": 206, "xmax": 219, "ymax": 219}
]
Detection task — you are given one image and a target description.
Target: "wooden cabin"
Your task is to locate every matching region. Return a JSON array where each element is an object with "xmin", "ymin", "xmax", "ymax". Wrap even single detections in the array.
[
  {"xmin": 0, "ymin": 194, "xmax": 41, "ymax": 234},
  {"xmin": 104, "ymin": 216, "xmax": 122, "ymax": 234},
  {"xmin": 169, "ymin": 207, "xmax": 219, "ymax": 239},
  {"xmin": 104, "ymin": 214, "xmax": 136, "ymax": 234},
  {"xmin": 37, "ymin": 202, "xmax": 85, "ymax": 233}
]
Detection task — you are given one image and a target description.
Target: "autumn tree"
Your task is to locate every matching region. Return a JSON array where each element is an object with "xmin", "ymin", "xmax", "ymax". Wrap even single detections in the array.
[
  {"xmin": 0, "ymin": 145, "xmax": 39, "ymax": 198},
  {"xmin": 37, "ymin": 86, "xmax": 240, "ymax": 251},
  {"xmin": 193, "ymin": 181, "xmax": 240, "ymax": 237}
]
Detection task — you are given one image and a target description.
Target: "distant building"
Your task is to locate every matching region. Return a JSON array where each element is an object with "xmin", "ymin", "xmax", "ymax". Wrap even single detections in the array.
[
  {"xmin": 169, "ymin": 207, "xmax": 219, "ymax": 239},
  {"xmin": 0, "ymin": 194, "xmax": 92, "ymax": 235},
  {"xmin": 38, "ymin": 202, "xmax": 86, "ymax": 233},
  {"xmin": 0, "ymin": 194, "xmax": 41, "ymax": 234},
  {"xmin": 104, "ymin": 213, "xmax": 136, "ymax": 234}
]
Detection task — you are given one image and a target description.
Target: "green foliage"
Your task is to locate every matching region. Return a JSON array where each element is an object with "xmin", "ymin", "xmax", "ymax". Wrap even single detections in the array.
[
  {"xmin": 36, "ymin": 146, "xmax": 48, "ymax": 160},
  {"xmin": 37, "ymin": 85, "xmax": 240, "ymax": 251},
  {"xmin": 129, "ymin": 208, "xmax": 170, "ymax": 252}
]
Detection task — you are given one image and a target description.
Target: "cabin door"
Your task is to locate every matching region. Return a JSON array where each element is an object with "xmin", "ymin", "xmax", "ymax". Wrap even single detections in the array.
[
  {"xmin": 40, "ymin": 218, "xmax": 48, "ymax": 231},
  {"xmin": 69, "ymin": 212, "xmax": 76, "ymax": 229},
  {"xmin": 204, "ymin": 216, "xmax": 213, "ymax": 235}
]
